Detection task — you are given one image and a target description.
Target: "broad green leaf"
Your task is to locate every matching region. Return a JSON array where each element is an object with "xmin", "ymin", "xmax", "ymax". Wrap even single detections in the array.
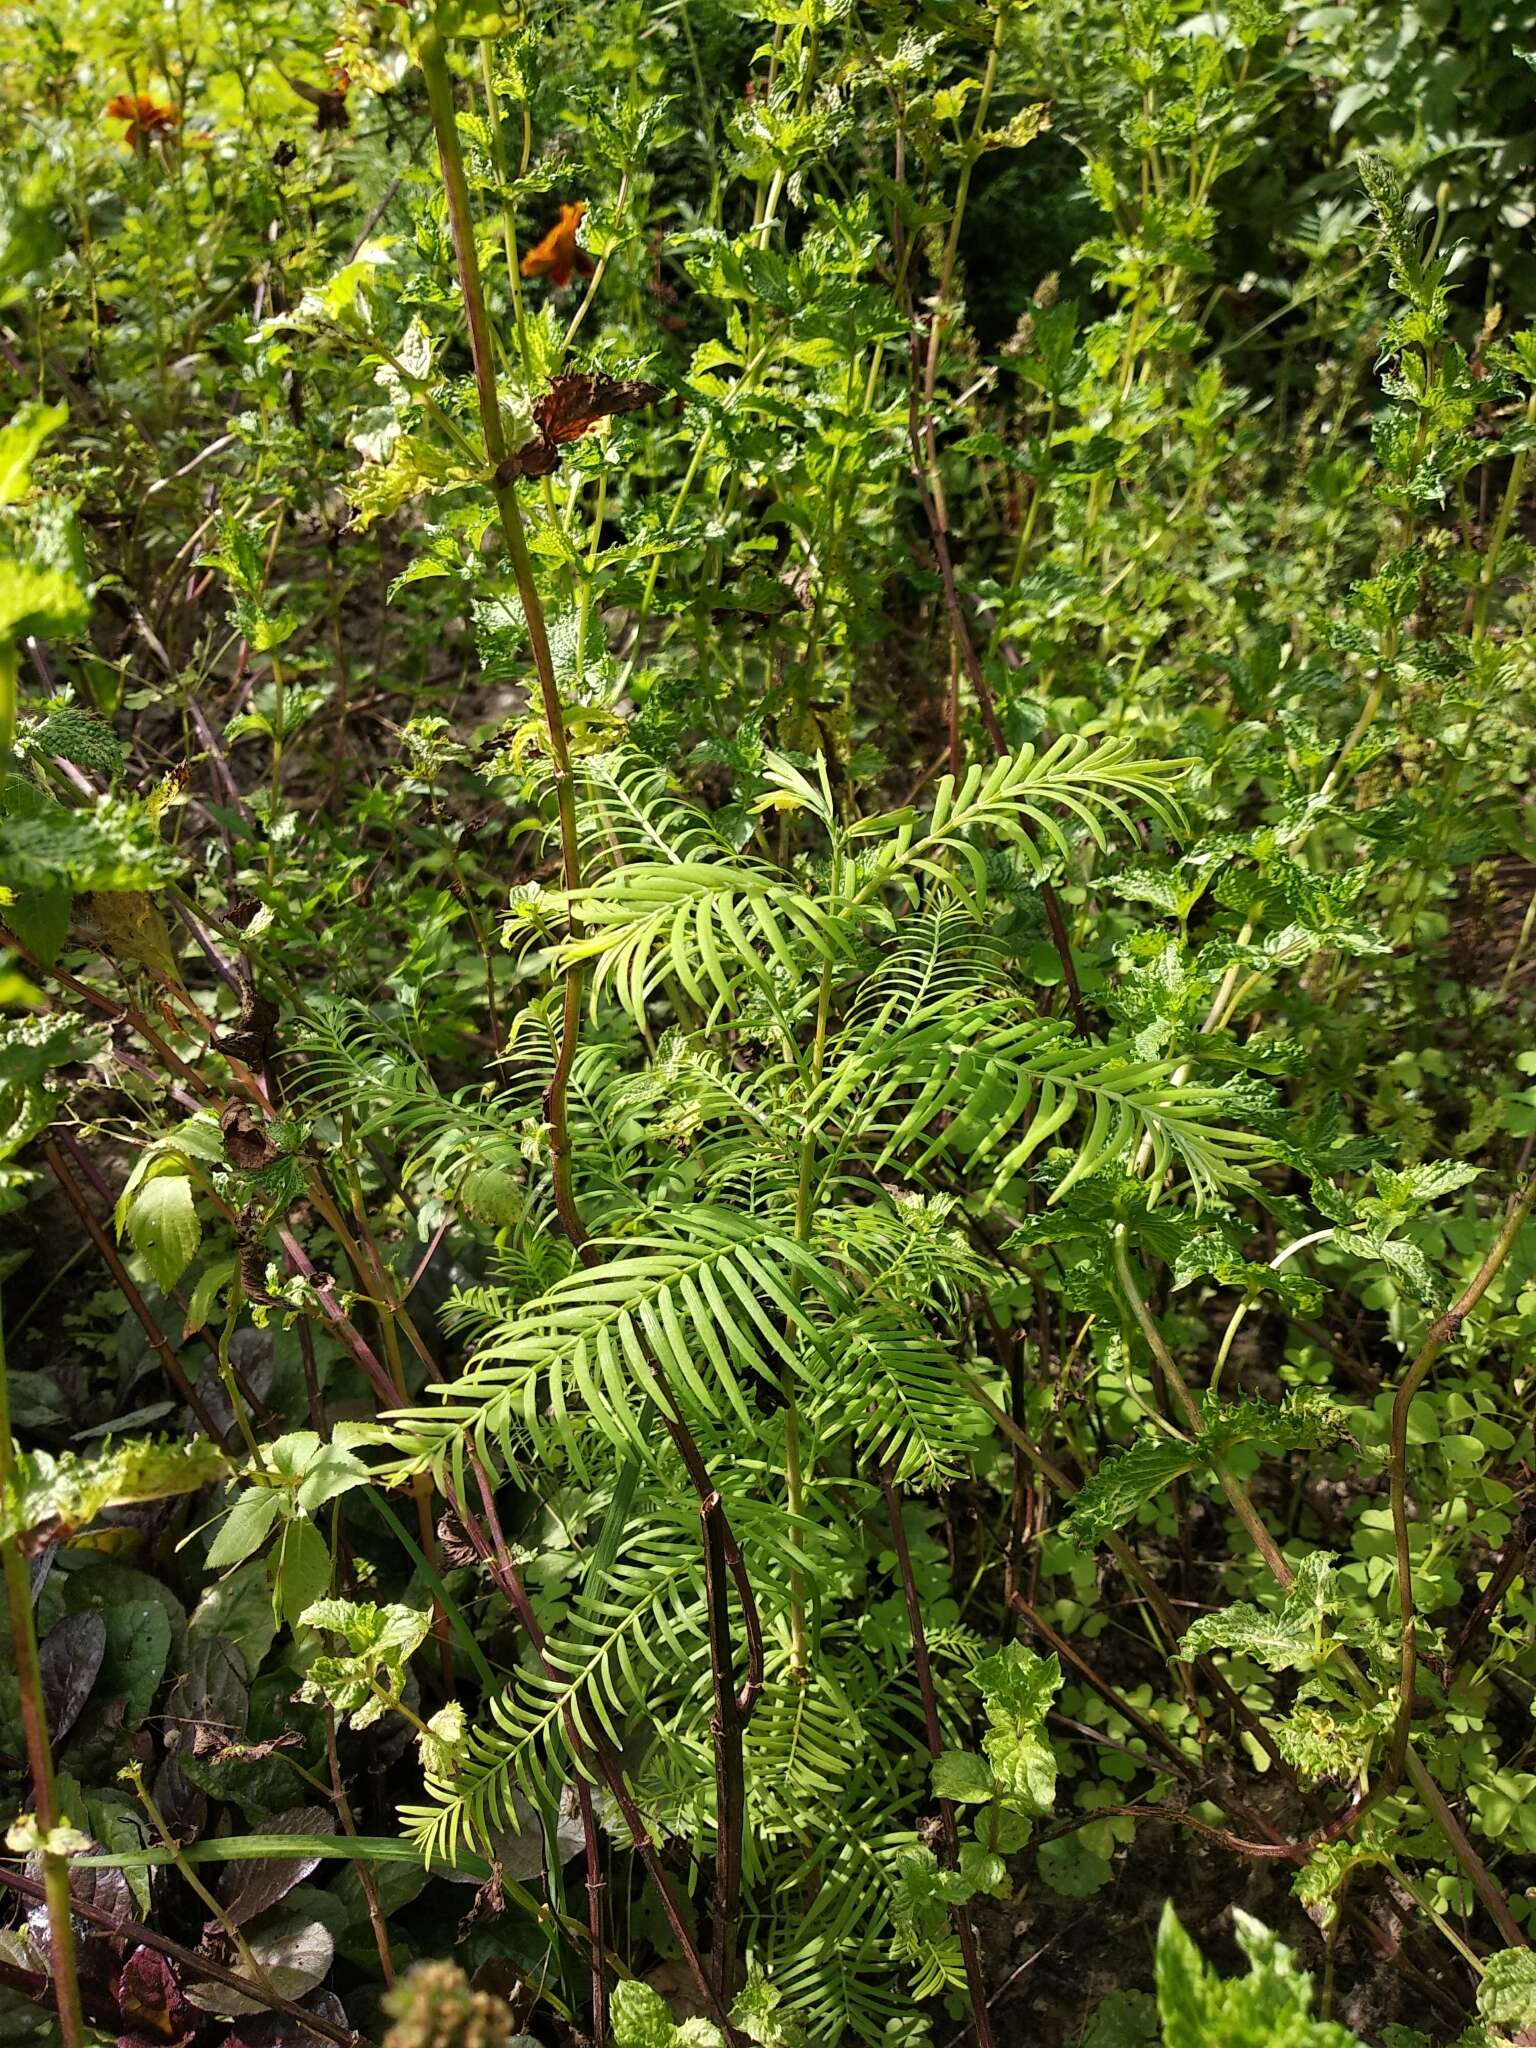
[
  {"xmin": 931, "ymin": 1750, "xmax": 995, "ymax": 1803},
  {"xmin": 1037, "ymin": 1832, "xmax": 1113, "ymax": 1898},
  {"xmin": 25, "ymin": 707, "xmax": 124, "ymax": 775},
  {"xmin": 973, "ymin": 1642, "xmax": 1061, "ymax": 1818},
  {"xmin": 1082, "ymin": 1989, "xmax": 1158, "ymax": 2048},
  {"xmin": 206, "ymin": 1490, "xmax": 282, "ymax": 1571},
  {"xmin": 611, "ymin": 1980, "xmax": 725, "ymax": 2048},
  {"xmin": 294, "ymin": 1442, "xmax": 370, "ymax": 1516},
  {"xmin": 730, "ymin": 1965, "xmax": 803, "ymax": 2047},
  {"xmin": 274, "ymin": 1518, "xmax": 331, "ymax": 1631},
  {"xmin": 956, "ymin": 1840, "xmax": 1010, "ymax": 1897},
  {"xmin": 0, "ymin": 558, "xmax": 88, "ymax": 645},
  {"xmin": 123, "ymin": 1172, "xmax": 200, "ymax": 1293},
  {"xmin": 2, "ymin": 1440, "xmax": 226, "ymax": 1545},
  {"xmin": 1062, "ymin": 1433, "xmax": 1200, "ymax": 1549},
  {"xmin": 298, "ymin": 1598, "xmax": 432, "ymax": 1728},
  {"xmin": 182, "ymin": 1258, "xmax": 234, "ymax": 1337},
  {"xmin": 83, "ymin": 1792, "xmax": 151, "ymax": 1916},
  {"xmin": 96, "ymin": 1600, "xmax": 172, "ymax": 1727},
  {"xmin": 1065, "ymin": 1396, "xmax": 1350, "ymax": 1551},
  {"xmin": 0, "ymin": 401, "xmax": 67, "ymax": 506}
]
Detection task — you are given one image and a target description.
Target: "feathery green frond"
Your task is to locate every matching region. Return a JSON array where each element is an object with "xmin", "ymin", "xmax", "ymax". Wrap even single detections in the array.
[
  {"xmin": 819, "ymin": 1000, "xmax": 1267, "ymax": 1206},
  {"xmin": 851, "ymin": 735, "xmax": 1187, "ymax": 908},
  {"xmin": 576, "ymin": 750, "xmax": 731, "ymax": 874},
  {"xmin": 561, "ymin": 859, "xmax": 858, "ymax": 1024},
  {"xmin": 387, "ymin": 1207, "xmax": 848, "ymax": 1490},
  {"xmin": 402, "ymin": 1519, "xmax": 712, "ymax": 1864}
]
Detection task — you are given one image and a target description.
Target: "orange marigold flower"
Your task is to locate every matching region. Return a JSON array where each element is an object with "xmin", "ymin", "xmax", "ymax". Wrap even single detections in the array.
[
  {"xmin": 520, "ymin": 202, "xmax": 596, "ymax": 290},
  {"xmin": 105, "ymin": 93, "xmax": 179, "ymax": 146}
]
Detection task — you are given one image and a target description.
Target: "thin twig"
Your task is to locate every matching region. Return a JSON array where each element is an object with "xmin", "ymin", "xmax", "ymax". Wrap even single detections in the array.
[
  {"xmin": 884, "ymin": 1470, "xmax": 994, "ymax": 2048},
  {"xmin": 0, "ymin": 1864, "xmax": 370, "ymax": 2048}
]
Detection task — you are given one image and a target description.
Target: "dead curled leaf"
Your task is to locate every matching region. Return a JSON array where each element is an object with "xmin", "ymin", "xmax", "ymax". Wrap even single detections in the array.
[
  {"xmin": 210, "ymin": 1731, "xmax": 303, "ymax": 1767},
  {"xmin": 494, "ymin": 373, "xmax": 662, "ymax": 484},
  {"xmin": 220, "ymin": 1099, "xmax": 281, "ymax": 1173},
  {"xmin": 211, "ymin": 985, "xmax": 279, "ymax": 1069}
]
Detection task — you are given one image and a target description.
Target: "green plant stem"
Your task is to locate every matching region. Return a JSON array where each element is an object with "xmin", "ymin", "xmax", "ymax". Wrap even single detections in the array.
[
  {"xmin": 1001, "ymin": 399, "xmax": 1056, "ymax": 598},
  {"xmin": 1381, "ymin": 1855, "xmax": 1485, "ymax": 1974},
  {"xmin": 786, "ymin": 918, "xmax": 837, "ymax": 1680},
  {"xmin": 216, "ymin": 1304, "xmax": 264, "ymax": 1464},
  {"xmin": 0, "ymin": 1316, "xmax": 86, "ymax": 2046},
  {"xmin": 919, "ymin": 0, "xmax": 1007, "ymax": 412},
  {"xmin": 368, "ymin": 1680, "xmax": 433, "ymax": 1739},
  {"xmin": 463, "ymin": 1466, "xmax": 735, "ymax": 2039},
  {"xmin": 477, "ymin": 38, "xmax": 534, "ymax": 380},
  {"xmin": 126, "ymin": 1761, "xmax": 281, "ymax": 2000},
  {"xmin": 563, "ymin": 171, "xmax": 630, "ymax": 357},
  {"xmin": 955, "ymin": 1359, "xmax": 1280, "ymax": 1773},
  {"xmin": 418, "ymin": 22, "xmax": 589, "ymax": 1257},
  {"xmin": 41, "ymin": 1137, "xmax": 225, "ymax": 1436},
  {"xmin": 0, "ymin": 640, "xmax": 17, "ymax": 763},
  {"xmin": 328, "ymin": 1149, "xmax": 455, "ymax": 1687},
  {"xmin": 1113, "ymin": 1226, "xmax": 1291, "ymax": 1583},
  {"xmin": 267, "ymin": 647, "xmax": 285, "ymax": 881},
  {"xmin": 1209, "ymin": 1228, "xmax": 1338, "ymax": 1399}
]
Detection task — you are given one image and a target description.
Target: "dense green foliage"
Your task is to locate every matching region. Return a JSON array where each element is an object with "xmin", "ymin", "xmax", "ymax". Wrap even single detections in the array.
[{"xmin": 3, "ymin": 1, "xmax": 1536, "ymax": 2044}]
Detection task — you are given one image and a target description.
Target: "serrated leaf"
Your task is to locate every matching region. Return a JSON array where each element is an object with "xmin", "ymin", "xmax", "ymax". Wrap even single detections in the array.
[
  {"xmin": 931, "ymin": 1750, "xmax": 994, "ymax": 1803},
  {"xmin": 1065, "ymin": 1396, "xmax": 1350, "ymax": 1551},
  {"xmin": 956, "ymin": 1840, "xmax": 1009, "ymax": 1897},
  {"xmin": 123, "ymin": 1172, "xmax": 200, "ymax": 1293},
  {"xmin": 1157, "ymin": 1904, "xmax": 1362, "ymax": 2047},
  {"xmin": 1082, "ymin": 1989, "xmax": 1158, "ymax": 2048},
  {"xmin": 1178, "ymin": 1552, "xmax": 1337, "ymax": 1671},
  {"xmin": 612, "ymin": 1979, "xmax": 726, "ymax": 2048},
  {"xmin": 1037, "ymin": 1832, "xmax": 1113, "ymax": 1897},
  {"xmin": 1062, "ymin": 1433, "xmax": 1200, "ymax": 1549},
  {"xmin": 2, "ymin": 1439, "xmax": 226, "ymax": 1547},
  {"xmin": 298, "ymin": 1599, "xmax": 431, "ymax": 1729},
  {"xmin": 206, "ymin": 1490, "xmax": 281, "ymax": 1571},
  {"xmin": 1480, "ymin": 1950, "xmax": 1536, "ymax": 2032},
  {"xmin": 27, "ymin": 707, "xmax": 124, "ymax": 775},
  {"xmin": 973, "ymin": 1643, "xmax": 1061, "ymax": 1818}
]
